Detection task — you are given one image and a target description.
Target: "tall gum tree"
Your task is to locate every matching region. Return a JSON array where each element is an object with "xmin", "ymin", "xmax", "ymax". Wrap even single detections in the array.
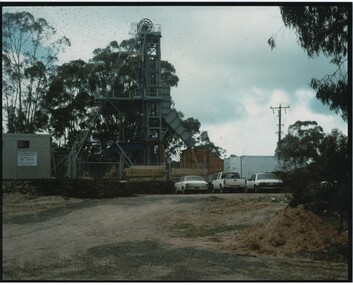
[{"xmin": 2, "ymin": 11, "xmax": 70, "ymax": 133}]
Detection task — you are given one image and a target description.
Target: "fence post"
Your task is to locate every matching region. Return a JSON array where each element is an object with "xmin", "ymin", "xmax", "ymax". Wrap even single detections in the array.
[
  {"xmin": 119, "ymin": 154, "xmax": 123, "ymax": 180},
  {"xmin": 68, "ymin": 150, "xmax": 77, "ymax": 178}
]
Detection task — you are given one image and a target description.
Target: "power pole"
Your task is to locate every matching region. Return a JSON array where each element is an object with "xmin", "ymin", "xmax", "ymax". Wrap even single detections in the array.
[{"xmin": 270, "ymin": 104, "xmax": 290, "ymax": 142}]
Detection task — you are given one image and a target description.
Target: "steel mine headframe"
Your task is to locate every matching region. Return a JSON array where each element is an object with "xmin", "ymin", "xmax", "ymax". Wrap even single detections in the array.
[{"xmin": 85, "ymin": 18, "xmax": 195, "ymax": 165}]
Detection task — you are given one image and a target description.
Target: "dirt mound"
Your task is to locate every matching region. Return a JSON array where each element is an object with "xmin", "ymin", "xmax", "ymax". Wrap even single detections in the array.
[{"xmin": 227, "ymin": 204, "xmax": 348, "ymax": 256}]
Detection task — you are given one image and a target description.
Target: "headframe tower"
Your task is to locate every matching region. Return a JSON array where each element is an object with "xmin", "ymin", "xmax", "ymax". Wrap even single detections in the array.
[{"xmin": 91, "ymin": 18, "xmax": 195, "ymax": 166}]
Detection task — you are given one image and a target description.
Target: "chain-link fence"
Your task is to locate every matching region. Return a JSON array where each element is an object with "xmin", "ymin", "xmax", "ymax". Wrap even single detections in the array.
[
  {"xmin": 76, "ymin": 162, "xmax": 123, "ymax": 180},
  {"xmin": 52, "ymin": 151, "xmax": 210, "ymax": 181},
  {"xmin": 52, "ymin": 150, "xmax": 125, "ymax": 180},
  {"xmin": 51, "ymin": 152, "xmax": 70, "ymax": 178}
]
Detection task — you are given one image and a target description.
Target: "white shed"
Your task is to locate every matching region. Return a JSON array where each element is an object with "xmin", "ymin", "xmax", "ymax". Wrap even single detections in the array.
[{"xmin": 224, "ymin": 155, "xmax": 282, "ymax": 179}]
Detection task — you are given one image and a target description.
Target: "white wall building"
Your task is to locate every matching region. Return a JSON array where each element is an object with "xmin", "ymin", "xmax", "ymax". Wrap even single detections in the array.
[{"xmin": 224, "ymin": 155, "xmax": 282, "ymax": 179}]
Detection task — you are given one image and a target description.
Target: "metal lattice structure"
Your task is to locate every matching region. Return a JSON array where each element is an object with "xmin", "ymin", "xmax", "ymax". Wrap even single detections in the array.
[{"xmin": 75, "ymin": 19, "xmax": 195, "ymax": 169}]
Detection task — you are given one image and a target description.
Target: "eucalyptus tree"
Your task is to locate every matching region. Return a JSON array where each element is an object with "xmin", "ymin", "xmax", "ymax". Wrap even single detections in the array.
[
  {"xmin": 276, "ymin": 121, "xmax": 349, "ymax": 214},
  {"xmin": 315, "ymin": 128, "xmax": 348, "ymax": 183},
  {"xmin": 275, "ymin": 120, "xmax": 325, "ymax": 169},
  {"xmin": 42, "ymin": 59, "xmax": 95, "ymax": 146},
  {"xmin": 2, "ymin": 11, "xmax": 70, "ymax": 133},
  {"xmin": 269, "ymin": 5, "xmax": 349, "ymax": 121}
]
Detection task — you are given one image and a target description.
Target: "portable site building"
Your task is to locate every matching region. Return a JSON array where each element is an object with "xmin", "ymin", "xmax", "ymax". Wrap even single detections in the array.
[
  {"xmin": 2, "ymin": 133, "xmax": 51, "ymax": 179},
  {"xmin": 224, "ymin": 155, "xmax": 282, "ymax": 179}
]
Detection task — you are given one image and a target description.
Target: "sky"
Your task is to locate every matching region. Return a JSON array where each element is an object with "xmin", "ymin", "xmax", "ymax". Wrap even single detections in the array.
[{"xmin": 3, "ymin": 4, "xmax": 348, "ymax": 158}]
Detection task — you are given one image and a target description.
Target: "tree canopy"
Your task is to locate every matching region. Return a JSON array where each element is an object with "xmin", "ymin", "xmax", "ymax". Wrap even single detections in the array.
[
  {"xmin": 276, "ymin": 120, "xmax": 349, "ymax": 183},
  {"xmin": 2, "ymin": 11, "xmax": 70, "ymax": 133},
  {"xmin": 269, "ymin": 5, "xmax": 349, "ymax": 121},
  {"xmin": 275, "ymin": 120, "xmax": 349, "ymax": 222}
]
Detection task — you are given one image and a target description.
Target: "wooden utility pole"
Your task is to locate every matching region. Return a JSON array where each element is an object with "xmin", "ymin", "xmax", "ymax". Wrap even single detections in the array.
[{"xmin": 270, "ymin": 104, "xmax": 290, "ymax": 142}]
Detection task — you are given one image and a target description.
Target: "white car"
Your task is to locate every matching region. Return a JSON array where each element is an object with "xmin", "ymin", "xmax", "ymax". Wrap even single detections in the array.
[
  {"xmin": 246, "ymin": 172, "xmax": 283, "ymax": 193},
  {"xmin": 174, "ymin": 176, "xmax": 209, "ymax": 194}
]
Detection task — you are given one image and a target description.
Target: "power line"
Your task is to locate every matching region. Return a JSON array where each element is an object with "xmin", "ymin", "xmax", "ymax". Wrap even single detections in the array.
[{"xmin": 270, "ymin": 104, "xmax": 289, "ymax": 143}]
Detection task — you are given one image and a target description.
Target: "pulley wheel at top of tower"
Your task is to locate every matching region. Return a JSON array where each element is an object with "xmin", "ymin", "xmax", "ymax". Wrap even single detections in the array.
[{"xmin": 138, "ymin": 18, "xmax": 153, "ymax": 32}]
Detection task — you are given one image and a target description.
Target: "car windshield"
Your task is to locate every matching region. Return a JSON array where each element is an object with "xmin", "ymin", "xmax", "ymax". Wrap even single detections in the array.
[
  {"xmin": 257, "ymin": 173, "xmax": 277, "ymax": 180},
  {"xmin": 185, "ymin": 176, "xmax": 204, "ymax": 181}
]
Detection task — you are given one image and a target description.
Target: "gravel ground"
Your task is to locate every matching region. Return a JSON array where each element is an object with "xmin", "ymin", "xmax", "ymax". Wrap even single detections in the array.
[{"xmin": 2, "ymin": 192, "xmax": 349, "ymax": 281}]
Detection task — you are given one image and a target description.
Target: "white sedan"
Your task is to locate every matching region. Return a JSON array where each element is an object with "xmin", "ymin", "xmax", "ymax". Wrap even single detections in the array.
[
  {"xmin": 174, "ymin": 176, "xmax": 209, "ymax": 194},
  {"xmin": 246, "ymin": 172, "xmax": 283, "ymax": 193}
]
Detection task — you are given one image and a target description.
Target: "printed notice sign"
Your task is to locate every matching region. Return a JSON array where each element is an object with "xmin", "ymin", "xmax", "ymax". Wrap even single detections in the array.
[{"xmin": 18, "ymin": 151, "xmax": 37, "ymax": 166}]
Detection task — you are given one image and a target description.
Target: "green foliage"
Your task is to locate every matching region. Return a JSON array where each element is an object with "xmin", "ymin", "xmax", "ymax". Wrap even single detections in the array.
[
  {"xmin": 2, "ymin": 11, "xmax": 70, "ymax": 133},
  {"xmin": 182, "ymin": 117, "xmax": 201, "ymax": 135},
  {"xmin": 311, "ymin": 77, "xmax": 348, "ymax": 121},
  {"xmin": 42, "ymin": 59, "xmax": 96, "ymax": 146},
  {"xmin": 161, "ymin": 61, "xmax": 179, "ymax": 87},
  {"xmin": 276, "ymin": 121, "xmax": 349, "ymax": 217},
  {"xmin": 280, "ymin": 167, "xmax": 314, "ymax": 207},
  {"xmin": 196, "ymin": 131, "xmax": 225, "ymax": 158},
  {"xmin": 315, "ymin": 128, "xmax": 348, "ymax": 182},
  {"xmin": 280, "ymin": 6, "xmax": 348, "ymax": 59},
  {"xmin": 270, "ymin": 5, "xmax": 349, "ymax": 121},
  {"xmin": 276, "ymin": 121, "xmax": 324, "ymax": 168},
  {"xmin": 175, "ymin": 116, "xmax": 225, "ymax": 158}
]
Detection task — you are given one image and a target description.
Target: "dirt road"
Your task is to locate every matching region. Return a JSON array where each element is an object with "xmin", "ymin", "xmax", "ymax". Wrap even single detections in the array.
[{"xmin": 2, "ymin": 192, "xmax": 349, "ymax": 281}]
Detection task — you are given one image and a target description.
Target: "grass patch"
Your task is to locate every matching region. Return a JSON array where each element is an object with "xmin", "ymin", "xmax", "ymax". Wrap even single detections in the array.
[{"xmin": 170, "ymin": 223, "xmax": 249, "ymax": 238}]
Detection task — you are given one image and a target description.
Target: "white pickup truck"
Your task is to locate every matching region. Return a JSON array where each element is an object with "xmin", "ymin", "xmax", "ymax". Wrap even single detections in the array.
[{"xmin": 211, "ymin": 172, "xmax": 247, "ymax": 193}]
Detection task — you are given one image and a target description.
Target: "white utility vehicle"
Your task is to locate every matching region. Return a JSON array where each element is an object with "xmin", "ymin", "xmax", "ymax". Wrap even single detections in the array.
[
  {"xmin": 211, "ymin": 172, "xmax": 247, "ymax": 193},
  {"xmin": 246, "ymin": 172, "xmax": 283, "ymax": 193}
]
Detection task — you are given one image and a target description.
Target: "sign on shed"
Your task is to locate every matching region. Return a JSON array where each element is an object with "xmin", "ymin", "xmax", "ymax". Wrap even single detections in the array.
[{"xmin": 17, "ymin": 151, "xmax": 38, "ymax": 166}]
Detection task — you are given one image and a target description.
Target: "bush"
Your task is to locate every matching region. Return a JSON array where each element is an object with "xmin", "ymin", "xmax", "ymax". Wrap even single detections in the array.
[
  {"xmin": 278, "ymin": 168, "xmax": 314, "ymax": 207},
  {"xmin": 280, "ymin": 168, "xmax": 350, "ymax": 230}
]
